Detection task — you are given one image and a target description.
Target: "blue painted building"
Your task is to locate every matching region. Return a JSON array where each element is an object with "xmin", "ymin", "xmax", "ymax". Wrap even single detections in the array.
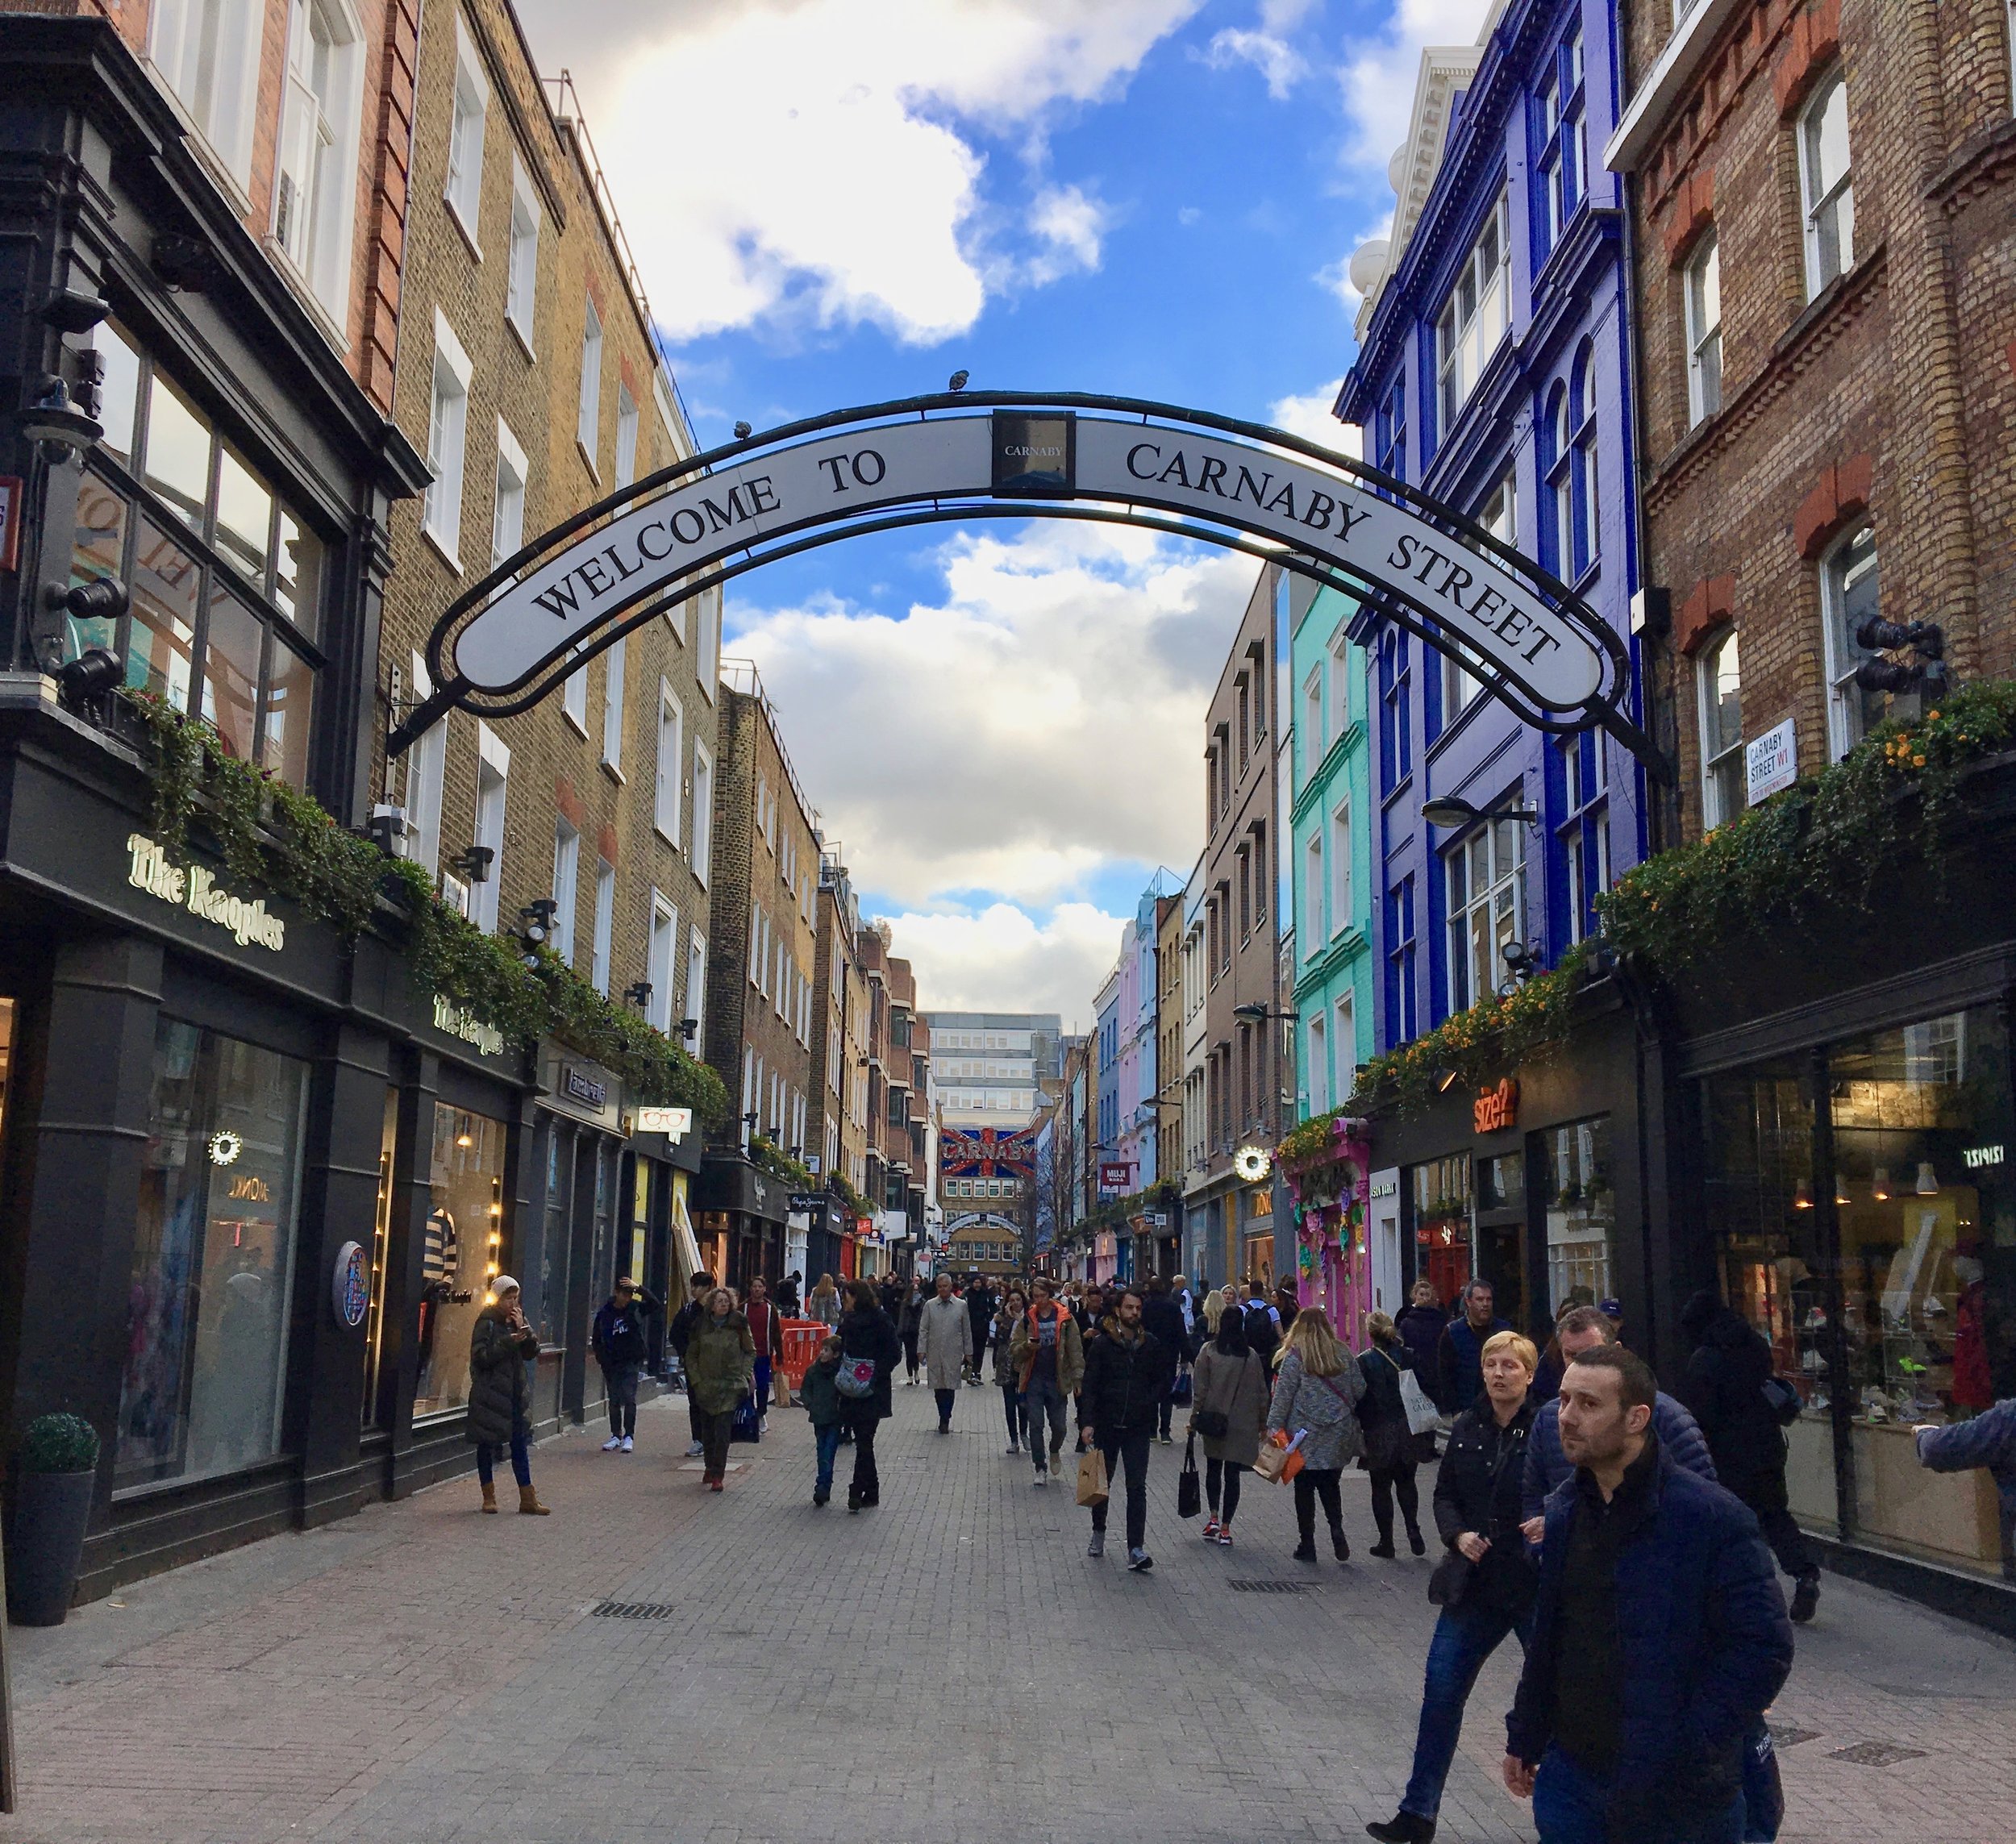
[
  {"xmin": 1333, "ymin": 2, "xmax": 1652, "ymax": 1337},
  {"xmin": 1339, "ymin": 0, "xmax": 1648, "ymax": 1057}
]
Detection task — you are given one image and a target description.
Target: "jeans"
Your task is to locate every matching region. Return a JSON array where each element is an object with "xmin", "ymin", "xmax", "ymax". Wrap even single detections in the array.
[
  {"xmin": 1026, "ymin": 1377, "xmax": 1068, "ymax": 1467},
  {"xmin": 752, "ymin": 1355, "xmax": 773, "ymax": 1412},
  {"xmin": 934, "ymin": 1387, "xmax": 956, "ymax": 1426},
  {"xmin": 813, "ymin": 1424, "xmax": 842, "ymax": 1496},
  {"xmin": 1755, "ymin": 1502, "xmax": 1817, "ymax": 1584},
  {"xmin": 603, "ymin": 1361, "xmax": 641, "ymax": 1438},
  {"xmin": 1089, "ymin": 1428, "xmax": 1152, "ymax": 1550},
  {"xmin": 475, "ymin": 1429, "xmax": 531, "ymax": 1488},
  {"xmin": 1157, "ymin": 1392, "xmax": 1177, "ymax": 1439},
  {"xmin": 698, "ymin": 1405, "xmax": 735, "ymax": 1480},
  {"xmin": 902, "ymin": 1334, "xmax": 920, "ymax": 1378},
  {"xmin": 1293, "ymin": 1467, "xmax": 1344, "ymax": 1543},
  {"xmin": 1369, "ymin": 1462, "xmax": 1422, "ymax": 1545},
  {"xmin": 1400, "ymin": 1598, "xmax": 1534, "ymax": 1821},
  {"xmin": 848, "ymin": 1408, "xmax": 881, "ymax": 1499},
  {"xmin": 1205, "ymin": 1456, "xmax": 1245, "ymax": 1525},
  {"xmin": 1531, "ymin": 1745, "xmax": 1743, "ymax": 1844},
  {"xmin": 1000, "ymin": 1384, "xmax": 1027, "ymax": 1444}
]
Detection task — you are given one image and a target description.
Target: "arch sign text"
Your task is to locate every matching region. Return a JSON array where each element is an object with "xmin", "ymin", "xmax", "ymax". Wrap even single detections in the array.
[{"xmin": 394, "ymin": 393, "xmax": 1655, "ymax": 772}]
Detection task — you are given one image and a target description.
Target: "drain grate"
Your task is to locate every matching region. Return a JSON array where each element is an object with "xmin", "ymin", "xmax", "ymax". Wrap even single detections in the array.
[
  {"xmin": 592, "ymin": 1601, "xmax": 679, "ymax": 1620},
  {"xmin": 1226, "ymin": 1579, "xmax": 1316, "ymax": 1594},
  {"xmin": 1826, "ymin": 1742, "xmax": 1926, "ymax": 1767},
  {"xmin": 1769, "ymin": 1725, "xmax": 1822, "ymax": 1750}
]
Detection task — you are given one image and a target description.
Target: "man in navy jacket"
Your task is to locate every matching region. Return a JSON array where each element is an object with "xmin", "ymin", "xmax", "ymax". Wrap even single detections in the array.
[
  {"xmin": 1504, "ymin": 1347, "xmax": 1792, "ymax": 1844},
  {"xmin": 1522, "ymin": 1305, "xmax": 1717, "ymax": 1530}
]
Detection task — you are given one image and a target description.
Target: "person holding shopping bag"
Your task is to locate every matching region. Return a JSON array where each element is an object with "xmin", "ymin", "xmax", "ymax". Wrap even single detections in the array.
[
  {"xmin": 1267, "ymin": 1305, "xmax": 1365, "ymax": 1563},
  {"xmin": 1189, "ymin": 1300, "xmax": 1268, "ymax": 1547},
  {"xmin": 1357, "ymin": 1312, "xmax": 1433, "ymax": 1557}
]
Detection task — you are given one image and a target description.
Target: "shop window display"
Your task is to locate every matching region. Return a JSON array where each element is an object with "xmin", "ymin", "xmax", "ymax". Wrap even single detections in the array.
[
  {"xmin": 1701, "ymin": 1058, "xmax": 1837, "ymax": 1533},
  {"xmin": 413, "ymin": 1102, "xmax": 506, "ymax": 1417},
  {"xmin": 1475, "ymin": 1150, "xmax": 1529, "ymax": 1334},
  {"xmin": 1541, "ymin": 1116, "xmax": 1614, "ymax": 1313},
  {"xmin": 1410, "ymin": 1152, "xmax": 1472, "ymax": 1305},
  {"xmin": 1701, "ymin": 1015, "xmax": 2016, "ymax": 1579},
  {"xmin": 1826, "ymin": 1009, "xmax": 2014, "ymax": 1575},
  {"xmin": 116, "ymin": 1021, "xmax": 308, "ymax": 1492}
]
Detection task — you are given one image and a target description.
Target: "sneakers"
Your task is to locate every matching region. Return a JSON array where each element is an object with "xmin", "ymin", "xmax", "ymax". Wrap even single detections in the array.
[
  {"xmin": 1033, "ymin": 1469, "xmax": 1049, "ymax": 1488},
  {"xmin": 1365, "ymin": 1813, "xmax": 1436, "ymax": 1843},
  {"xmin": 1004, "ymin": 1443, "xmax": 1020, "ymax": 1455},
  {"xmin": 1790, "ymin": 1573, "xmax": 1820, "ymax": 1623},
  {"xmin": 685, "ymin": 1439, "xmax": 705, "ymax": 1458},
  {"xmin": 1369, "ymin": 1541, "xmax": 1397, "ymax": 1559},
  {"xmin": 619, "ymin": 1435, "xmax": 634, "ymax": 1454},
  {"xmin": 1202, "ymin": 1517, "xmax": 1221, "ymax": 1541},
  {"xmin": 602, "ymin": 1435, "xmax": 623, "ymax": 1451},
  {"xmin": 1214, "ymin": 1526, "xmax": 1234, "ymax": 1546},
  {"xmin": 1087, "ymin": 1532, "xmax": 1106, "ymax": 1559},
  {"xmin": 1158, "ymin": 1434, "xmax": 1173, "ymax": 1446},
  {"xmin": 848, "ymin": 1485, "xmax": 862, "ymax": 1513},
  {"xmin": 1127, "ymin": 1547, "xmax": 1154, "ymax": 1573}
]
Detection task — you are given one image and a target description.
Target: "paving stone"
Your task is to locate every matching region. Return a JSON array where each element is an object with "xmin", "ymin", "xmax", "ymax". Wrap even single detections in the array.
[{"xmin": 3, "ymin": 1384, "xmax": 2014, "ymax": 1842}]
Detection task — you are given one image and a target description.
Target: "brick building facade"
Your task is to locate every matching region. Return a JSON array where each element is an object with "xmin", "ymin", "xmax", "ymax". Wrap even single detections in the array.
[
  {"xmin": 1612, "ymin": 0, "xmax": 2016, "ymax": 831},
  {"xmin": 695, "ymin": 664, "xmax": 819, "ymax": 1288}
]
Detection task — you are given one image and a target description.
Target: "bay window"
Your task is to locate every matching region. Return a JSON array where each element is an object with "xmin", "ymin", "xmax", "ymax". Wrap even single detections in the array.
[{"xmin": 1436, "ymin": 193, "xmax": 1510, "ymax": 435}]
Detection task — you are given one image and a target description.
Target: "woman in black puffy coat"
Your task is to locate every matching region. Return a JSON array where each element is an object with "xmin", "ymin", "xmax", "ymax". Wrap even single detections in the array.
[
  {"xmin": 1356, "ymin": 1311, "xmax": 1431, "ymax": 1557},
  {"xmin": 464, "ymin": 1277, "xmax": 546, "ymax": 1516},
  {"xmin": 836, "ymin": 1280, "xmax": 902, "ymax": 1512}
]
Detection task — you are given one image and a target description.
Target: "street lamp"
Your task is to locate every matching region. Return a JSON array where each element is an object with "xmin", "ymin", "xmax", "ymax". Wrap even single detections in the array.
[
  {"xmin": 1232, "ymin": 1001, "xmax": 1299, "ymax": 1022},
  {"xmin": 1422, "ymin": 794, "xmax": 1539, "ymax": 830}
]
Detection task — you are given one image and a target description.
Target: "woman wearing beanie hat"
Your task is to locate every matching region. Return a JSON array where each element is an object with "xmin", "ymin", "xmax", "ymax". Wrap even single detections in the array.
[{"xmin": 466, "ymin": 1277, "xmax": 548, "ymax": 1514}]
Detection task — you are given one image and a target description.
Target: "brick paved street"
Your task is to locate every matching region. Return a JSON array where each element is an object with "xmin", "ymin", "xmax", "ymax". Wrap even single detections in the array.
[{"xmin": 4, "ymin": 1381, "xmax": 2014, "ymax": 1844}]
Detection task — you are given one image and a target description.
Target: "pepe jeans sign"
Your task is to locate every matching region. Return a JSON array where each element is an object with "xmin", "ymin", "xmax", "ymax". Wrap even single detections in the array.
[
  {"xmin": 447, "ymin": 413, "xmax": 1606, "ymax": 716},
  {"xmin": 433, "ymin": 993, "xmax": 506, "ymax": 1056},
  {"xmin": 126, "ymin": 834, "xmax": 285, "ymax": 951}
]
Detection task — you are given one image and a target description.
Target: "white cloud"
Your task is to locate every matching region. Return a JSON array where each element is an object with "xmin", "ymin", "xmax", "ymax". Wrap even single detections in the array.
[
  {"xmin": 1023, "ymin": 184, "xmax": 1110, "ymax": 285},
  {"xmin": 881, "ymin": 902, "xmax": 1129, "ymax": 1019},
  {"xmin": 726, "ymin": 523, "xmax": 1252, "ymax": 911},
  {"xmin": 1268, "ymin": 379, "xmax": 1360, "ymax": 456},
  {"xmin": 1336, "ymin": 0, "xmax": 1497, "ymax": 172},
  {"xmin": 514, "ymin": 0, "xmax": 1200, "ymax": 344},
  {"xmin": 1202, "ymin": 0, "xmax": 1319, "ymax": 97}
]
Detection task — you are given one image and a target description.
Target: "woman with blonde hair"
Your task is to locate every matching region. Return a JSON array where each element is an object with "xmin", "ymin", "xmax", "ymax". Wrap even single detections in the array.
[
  {"xmin": 1368, "ymin": 1329, "xmax": 1540, "ymax": 1844},
  {"xmin": 1267, "ymin": 1305, "xmax": 1366, "ymax": 1562},
  {"xmin": 807, "ymin": 1272, "xmax": 840, "ymax": 1327}
]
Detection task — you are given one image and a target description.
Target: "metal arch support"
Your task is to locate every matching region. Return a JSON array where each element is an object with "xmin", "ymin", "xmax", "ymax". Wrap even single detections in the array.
[{"xmin": 391, "ymin": 389, "xmax": 1668, "ymax": 779}]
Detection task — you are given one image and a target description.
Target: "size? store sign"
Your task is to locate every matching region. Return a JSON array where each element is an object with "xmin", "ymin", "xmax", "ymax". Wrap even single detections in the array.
[{"xmin": 1473, "ymin": 1078, "xmax": 1519, "ymax": 1134}]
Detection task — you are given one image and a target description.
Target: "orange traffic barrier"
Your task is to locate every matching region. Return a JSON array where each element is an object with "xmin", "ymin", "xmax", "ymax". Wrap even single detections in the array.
[{"xmin": 779, "ymin": 1319, "xmax": 830, "ymax": 1399}]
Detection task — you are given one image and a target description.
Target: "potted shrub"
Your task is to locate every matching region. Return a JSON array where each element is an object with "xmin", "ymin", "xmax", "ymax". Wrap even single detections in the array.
[{"xmin": 7, "ymin": 1413, "xmax": 100, "ymax": 1626}]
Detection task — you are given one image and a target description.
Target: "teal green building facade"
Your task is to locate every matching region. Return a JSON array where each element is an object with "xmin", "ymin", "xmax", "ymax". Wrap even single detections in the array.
[{"xmin": 1289, "ymin": 585, "xmax": 1374, "ymax": 1121}]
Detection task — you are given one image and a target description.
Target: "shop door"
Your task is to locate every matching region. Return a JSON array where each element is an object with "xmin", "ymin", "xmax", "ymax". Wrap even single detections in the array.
[
  {"xmin": 1369, "ymin": 1168, "xmax": 1402, "ymax": 1316},
  {"xmin": 1475, "ymin": 1150, "xmax": 1530, "ymax": 1336}
]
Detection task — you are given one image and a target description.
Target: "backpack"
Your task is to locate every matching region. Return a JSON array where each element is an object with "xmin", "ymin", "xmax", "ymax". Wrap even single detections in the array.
[{"xmin": 835, "ymin": 1353, "xmax": 878, "ymax": 1400}]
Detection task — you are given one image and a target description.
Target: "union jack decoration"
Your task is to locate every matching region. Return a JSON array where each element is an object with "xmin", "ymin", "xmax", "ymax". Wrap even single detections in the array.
[{"xmin": 939, "ymin": 1126, "xmax": 1037, "ymax": 1178}]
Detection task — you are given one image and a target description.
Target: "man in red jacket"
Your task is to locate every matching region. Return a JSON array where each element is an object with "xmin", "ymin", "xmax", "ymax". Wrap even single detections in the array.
[{"xmin": 745, "ymin": 1277, "xmax": 782, "ymax": 1429}]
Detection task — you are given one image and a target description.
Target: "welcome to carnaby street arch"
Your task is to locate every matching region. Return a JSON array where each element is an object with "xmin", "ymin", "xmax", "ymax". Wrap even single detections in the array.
[{"xmin": 390, "ymin": 391, "xmax": 1663, "ymax": 775}]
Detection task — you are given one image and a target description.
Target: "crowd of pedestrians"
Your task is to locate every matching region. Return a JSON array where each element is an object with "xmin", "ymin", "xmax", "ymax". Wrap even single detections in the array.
[{"xmin": 452, "ymin": 1256, "xmax": 2016, "ymax": 1843}]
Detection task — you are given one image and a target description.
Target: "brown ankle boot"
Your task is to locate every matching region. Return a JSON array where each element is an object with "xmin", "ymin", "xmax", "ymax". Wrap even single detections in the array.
[
  {"xmin": 480, "ymin": 1481, "xmax": 498, "ymax": 1514},
  {"xmin": 518, "ymin": 1483, "xmax": 550, "ymax": 1515}
]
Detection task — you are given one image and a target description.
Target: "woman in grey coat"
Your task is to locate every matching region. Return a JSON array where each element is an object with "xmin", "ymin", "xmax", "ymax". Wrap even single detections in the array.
[
  {"xmin": 1189, "ymin": 1305, "xmax": 1269, "ymax": 1546},
  {"xmin": 1267, "ymin": 1305, "xmax": 1365, "ymax": 1561}
]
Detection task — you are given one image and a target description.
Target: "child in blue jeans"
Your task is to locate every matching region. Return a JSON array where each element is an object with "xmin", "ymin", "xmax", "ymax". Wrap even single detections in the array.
[{"xmin": 802, "ymin": 1336, "xmax": 845, "ymax": 1506}]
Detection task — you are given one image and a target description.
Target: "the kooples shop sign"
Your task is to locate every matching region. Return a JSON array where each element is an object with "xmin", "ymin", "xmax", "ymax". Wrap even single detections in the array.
[
  {"xmin": 448, "ymin": 413, "xmax": 1605, "ymax": 715},
  {"xmin": 127, "ymin": 834, "xmax": 285, "ymax": 951}
]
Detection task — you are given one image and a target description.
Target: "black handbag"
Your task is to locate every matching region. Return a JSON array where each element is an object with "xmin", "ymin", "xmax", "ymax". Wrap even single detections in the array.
[
  {"xmin": 1193, "ymin": 1407, "xmax": 1229, "ymax": 1439},
  {"xmin": 1427, "ymin": 1546, "xmax": 1472, "ymax": 1607},
  {"xmin": 1177, "ymin": 1434, "xmax": 1202, "ymax": 1519}
]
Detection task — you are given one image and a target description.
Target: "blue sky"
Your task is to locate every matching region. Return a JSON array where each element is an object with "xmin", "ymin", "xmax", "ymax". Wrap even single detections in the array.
[{"xmin": 514, "ymin": 0, "xmax": 1491, "ymax": 1021}]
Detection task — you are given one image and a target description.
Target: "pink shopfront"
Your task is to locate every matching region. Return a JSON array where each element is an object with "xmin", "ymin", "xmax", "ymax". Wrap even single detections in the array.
[{"xmin": 1285, "ymin": 1118, "xmax": 1373, "ymax": 1350}]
